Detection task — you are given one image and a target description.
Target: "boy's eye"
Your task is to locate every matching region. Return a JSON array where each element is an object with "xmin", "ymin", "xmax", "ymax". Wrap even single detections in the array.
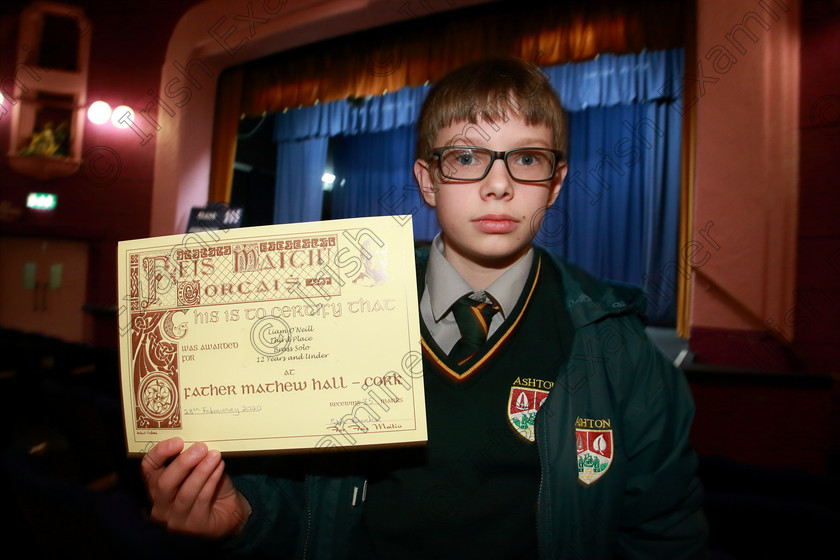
[
  {"xmin": 512, "ymin": 151, "xmax": 544, "ymax": 167},
  {"xmin": 450, "ymin": 149, "xmax": 482, "ymax": 166}
]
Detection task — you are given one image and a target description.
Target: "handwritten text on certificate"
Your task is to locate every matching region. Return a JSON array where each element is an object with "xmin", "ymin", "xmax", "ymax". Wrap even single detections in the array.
[{"xmin": 117, "ymin": 216, "xmax": 426, "ymax": 455}]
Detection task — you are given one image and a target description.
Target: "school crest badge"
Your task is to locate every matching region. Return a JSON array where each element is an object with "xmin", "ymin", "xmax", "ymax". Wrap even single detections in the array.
[
  {"xmin": 508, "ymin": 387, "xmax": 549, "ymax": 442},
  {"xmin": 576, "ymin": 419, "xmax": 613, "ymax": 485}
]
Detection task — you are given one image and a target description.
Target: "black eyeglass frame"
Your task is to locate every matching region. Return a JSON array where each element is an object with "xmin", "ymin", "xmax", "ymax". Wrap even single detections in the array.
[{"xmin": 431, "ymin": 146, "xmax": 566, "ymax": 182}]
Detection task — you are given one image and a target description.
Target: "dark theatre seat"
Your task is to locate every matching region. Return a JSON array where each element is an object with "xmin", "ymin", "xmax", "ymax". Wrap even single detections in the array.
[{"xmin": 0, "ymin": 328, "xmax": 217, "ymax": 558}]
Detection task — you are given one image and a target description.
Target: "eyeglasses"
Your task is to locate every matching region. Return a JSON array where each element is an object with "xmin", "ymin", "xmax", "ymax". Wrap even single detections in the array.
[{"xmin": 432, "ymin": 146, "xmax": 565, "ymax": 182}]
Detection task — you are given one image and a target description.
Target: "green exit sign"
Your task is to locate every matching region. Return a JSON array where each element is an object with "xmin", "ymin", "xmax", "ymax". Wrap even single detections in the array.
[{"xmin": 27, "ymin": 192, "xmax": 57, "ymax": 210}]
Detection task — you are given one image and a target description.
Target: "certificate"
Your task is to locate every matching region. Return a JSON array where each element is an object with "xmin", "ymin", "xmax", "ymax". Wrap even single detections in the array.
[{"xmin": 117, "ymin": 216, "xmax": 426, "ymax": 456}]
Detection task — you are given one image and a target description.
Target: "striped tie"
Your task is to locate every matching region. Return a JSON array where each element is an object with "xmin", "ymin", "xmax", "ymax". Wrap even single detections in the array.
[{"xmin": 449, "ymin": 295, "xmax": 501, "ymax": 365}]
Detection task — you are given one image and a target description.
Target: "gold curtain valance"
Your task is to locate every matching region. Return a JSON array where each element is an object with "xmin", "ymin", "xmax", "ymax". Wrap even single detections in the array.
[{"xmin": 237, "ymin": 0, "xmax": 686, "ymax": 116}]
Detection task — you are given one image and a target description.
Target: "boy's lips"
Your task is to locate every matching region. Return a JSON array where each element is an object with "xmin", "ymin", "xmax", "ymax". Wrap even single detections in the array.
[{"xmin": 473, "ymin": 214, "xmax": 519, "ymax": 233}]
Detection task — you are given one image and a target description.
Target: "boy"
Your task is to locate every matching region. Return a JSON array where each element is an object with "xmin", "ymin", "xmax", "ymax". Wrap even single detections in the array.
[{"xmin": 143, "ymin": 57, "xmax": 708, "ymax": 559}]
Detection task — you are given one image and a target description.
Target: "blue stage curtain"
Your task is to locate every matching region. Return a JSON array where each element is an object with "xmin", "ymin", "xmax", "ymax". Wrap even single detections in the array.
[
  {"xmin": 545, "ymin": 49, "xmax": 683, "ymax": 110},
  {"xmin": 273, "ymin": 137, "xmax": 328, "ymax": 224},
  {"xmin": 274, "ymin": 85, "xmax": 431, "ymax": 141},
  {"xmin": 330, "ymin": 125, "xmax": 440, "ymax": 241},
  {"xmin": 536, "ymin": 100, "xmax": 681, "ymax": 324}
]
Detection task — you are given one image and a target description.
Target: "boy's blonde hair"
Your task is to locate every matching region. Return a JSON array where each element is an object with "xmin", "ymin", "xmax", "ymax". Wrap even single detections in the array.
[{"xmin": 415, "ymin": 57, "xmax": 568, "ymax": 162}]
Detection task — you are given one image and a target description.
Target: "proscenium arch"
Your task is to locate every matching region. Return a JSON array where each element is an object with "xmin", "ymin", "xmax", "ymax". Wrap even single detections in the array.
[{"xmin": 150, "ymin": 0, "xmax": 488, "ymax": 236}]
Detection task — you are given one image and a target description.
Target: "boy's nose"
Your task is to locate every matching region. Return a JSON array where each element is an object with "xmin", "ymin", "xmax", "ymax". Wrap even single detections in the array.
[{"xmin": 481, "ymin": 159, "xmax": 514, "ymax": 198}]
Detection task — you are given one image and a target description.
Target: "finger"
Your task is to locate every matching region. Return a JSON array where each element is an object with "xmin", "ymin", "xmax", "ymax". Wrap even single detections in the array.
[
  {"xmin": 185, "ymin": 458, "xmax": 229, "ymax": 529},
  {"xmin": 141, "ymin": 437, "xmax": 184, "ymax": 474},
  {"xmin": 194, "ymin": 454, "xmax": 226, "ymax": 507},
  {"xmin": 153, "ymin": 442, "xmax": 210, "ymax": 508},
  {"xmin": 141, "ymin": 437, "xmax": 184, "ymax": 486},
  {"xmin": 172, "ymin": 448, "xmax": 223, "ymax": 516}
]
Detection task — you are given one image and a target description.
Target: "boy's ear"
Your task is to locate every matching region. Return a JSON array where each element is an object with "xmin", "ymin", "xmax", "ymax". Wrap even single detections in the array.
[
  {"xmin": 547, "ymin": 164, "xmax": 567, "ymax": 207},
  {"xmin": 414, "ymin": 159, "xmax": 438, "ymax": 207}
]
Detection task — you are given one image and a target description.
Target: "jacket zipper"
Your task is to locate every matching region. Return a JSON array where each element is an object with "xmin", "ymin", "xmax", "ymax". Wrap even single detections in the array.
[
  {"xmin": 302, "ymin": 479, "xmax": 313, "ymax": 560},
  {"xmin": 536, "ymin": 389, "xmax": 553, "ymax": 559}
]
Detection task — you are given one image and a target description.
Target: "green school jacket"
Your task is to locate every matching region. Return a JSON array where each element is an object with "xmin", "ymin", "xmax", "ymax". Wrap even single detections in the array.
[{"xmin": 224, "ymin": 247, "xmax": 709, "ymax": 559}]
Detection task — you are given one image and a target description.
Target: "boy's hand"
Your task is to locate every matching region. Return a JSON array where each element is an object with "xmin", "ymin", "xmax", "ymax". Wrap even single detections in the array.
[{"xmin": 141, "ymin": 437, "xmax": 251, "ymax": 538}]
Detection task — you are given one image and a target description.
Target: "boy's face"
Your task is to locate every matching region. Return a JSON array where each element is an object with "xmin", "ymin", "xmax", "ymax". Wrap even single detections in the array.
[{"xmin": 414, "ymin": 114, "xmax": 566, "ymax": 272}]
